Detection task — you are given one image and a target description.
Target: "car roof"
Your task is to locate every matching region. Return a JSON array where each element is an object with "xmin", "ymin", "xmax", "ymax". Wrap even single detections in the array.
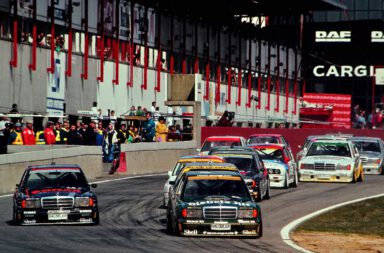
[
  {"xmin": 311, "ymin": 138, "xmax": 349, "ymax": 143},
  {"xmin": 181, "ymin": 162, "xmax": 238, "ymax": 171},
  {"xmin": 210, "ymin": 150, "xmax": 256, "ymax": 156},
  {"xmin": 350, "ymin": 137, "xmax": 381, "ymax": 141},
  {"xmin": 185, "ymin": 170, "xmax": 241, "ymax": 177},
  {"xmin": 27, "ymin": 164, "xmax": 81, "ymax": 170},
  {"xmin": 209, "ymin": 146, "xmax": 255, "ymax": 152},
  {"xmin": 248, "ymin": 134, "xmax": 282, "ymax": 137},
  {"xmin": 248, "ymin": 144, "xmax": 285, "ymax": 149},
  {"xmin": 178, "ymin": 155, "xmax": 225, "ymax": 161},
  {"xmin": 205, "ymin": 136, "xmax": 244, "ymax": 141}
]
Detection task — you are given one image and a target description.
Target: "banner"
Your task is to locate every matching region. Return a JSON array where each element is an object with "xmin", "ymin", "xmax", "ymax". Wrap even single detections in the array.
[
  {"xmin": 98, "ymin": 0, "xmax": 115, "ymax": 36},
  {"xmin": 47, "ymin": 52, "xmax": 66, "ymax": 116},
  {"xmin": 303, "ymin": 93, "xmax": 351, "ymax": 129}
]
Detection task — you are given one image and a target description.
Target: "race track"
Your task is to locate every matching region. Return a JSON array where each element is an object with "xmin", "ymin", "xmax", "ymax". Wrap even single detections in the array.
[{"xmin": 0, "ymin": 174, "xmax": 383, "ymax": 253}]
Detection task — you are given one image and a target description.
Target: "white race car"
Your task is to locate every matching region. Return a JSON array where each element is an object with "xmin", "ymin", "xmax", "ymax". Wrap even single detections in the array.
[{"xmin": 298, "ymin": 138, "xmax": 364, "ymax": 183}]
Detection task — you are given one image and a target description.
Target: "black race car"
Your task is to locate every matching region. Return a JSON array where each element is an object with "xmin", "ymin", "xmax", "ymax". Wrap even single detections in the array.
[{"xmin": 13, "ymin": 164, "xmax": 99, "ymax": 225}]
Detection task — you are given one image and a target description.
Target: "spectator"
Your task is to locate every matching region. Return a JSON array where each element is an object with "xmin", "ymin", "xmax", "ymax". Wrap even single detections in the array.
[
  {"xmin": 54, "ymin": 122, "xmax": 62, "ymax": 143},
  {"xmin": 217, "ymin": 111, "xmax": 233, "ymax": 127},
  {"xmin": 377, "ymin": 110, "xmax": 383, "ymax": 128},
  {"xmin": 142, "ymin": 112, "xmax": 155, "ymax": 142},
  {"xmin": 357, "ymin": 111, "xmax": 367, "ymax": 129},
  {"xmin": 153, "ymin": 106, "xmax": 161, "ymax": 123},
  {"xmin": 35, "ymin": 127, "xmax": 45, "ymax": 145},
  {"xmin": 96, "ymin": 122, "xmax": 104, "ymax": 146},
  {"xmin": 167, "ymin": 106, "xmax": 174, "ymax": 126},
  {"xmin": 128, "ymin": 106, "xmax": 136, "ymax": 116},
  {"xmin": 83, "ymin": 121, "xmax": 97, "ymax": 145},
  {"xmin": 117, "ymin": 124, "xmax": 128, "ymax": 144},
  {"xmin": 110, "ymin": 110, "xmax": 117, "ymax": 126},
  {"xmin": 37, "ymin": 32, "xmax": 45, "ymax": 46},
  {"xmin": 133, "ymin": 127, "xmax": 142, "ymax": 142},
  {"xmin": 9, "ymin": 104, "xmax": 19, "ymax": 113},
  {"xmin": 352, "ymin": 104, "xmax": 361, "ymax": 128},
  {"xmin": 103, "ymin": 123, "xmax": 118, "ymax": 162},
  {"xmin": 60, "ymin": 121, "xmax": 70, "ymax": 144},
  {"xmin": 44, "ymin": 121, "xmax": 56, "ymax": 145},
  {"xmin": 98, "ymin": 109, "xmax": 104, "ymax": 121},
  {"xmin": 9, "ymin": 122, "xmax": 23, "ymax": 145},
  {"xmin": 67, "ymin": 124, "xmax": 83, "ymax": 145},
  {"xmin": 155, "ymin": 116, "xmax": 168, "ymax": 142},
  {"xmin": 136, "ymin": 106, "xmax": 144, "ymax": 116},
  {"xmin": 0, "ymin": 117, "xmax": 11, "ymax": 153},
  {"xmin": 22, "ymin": 121, "xmax": 36, "ymax": 145},
  {"xmin": 150, "ymin": 101, "xmax": 156, "ymax": 114}
]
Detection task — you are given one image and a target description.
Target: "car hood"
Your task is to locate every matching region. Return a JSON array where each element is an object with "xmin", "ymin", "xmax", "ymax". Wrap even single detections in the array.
[
  {"xmin": 186, "ymin": 200, "xmax": 256, "ymax": 208},
  {"xmin": 25, "ymin": 188, "xmax": 89, "ymax": 198},
  {"xmin": 263, "ymin": 160, "xmax": 288, "ymax": 169}
]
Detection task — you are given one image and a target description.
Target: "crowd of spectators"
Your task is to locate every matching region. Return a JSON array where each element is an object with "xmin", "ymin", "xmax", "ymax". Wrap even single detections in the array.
[{"xmin": 352, "ymin": 104, "xmax": 384, "ymax": 129}]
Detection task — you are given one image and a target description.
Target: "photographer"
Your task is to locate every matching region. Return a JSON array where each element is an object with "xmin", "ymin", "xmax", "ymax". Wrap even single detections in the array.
[
  {"xmin": 217, "ymin": 111, "xmax": 233, "ymax": 127},
  {"xmin": 0, "ymin": 117, "xmax": 12, "ymax": 154}
]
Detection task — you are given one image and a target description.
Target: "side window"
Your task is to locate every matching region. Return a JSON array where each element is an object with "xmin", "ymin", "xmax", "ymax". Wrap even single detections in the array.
[
  {"xmin": 176, "ymin": 174, "xmax": 187, "ymax": 195},
  {"xmin": 351, "ymin": 144, "xmax": 359, "ymax": 157},
  {"xmin": 254, "ymin": 155, "xmax": 263, "ymax": 171},
  {"xmin": 282, "ymin": 137, "xmax": 288, "ymax": 146}
]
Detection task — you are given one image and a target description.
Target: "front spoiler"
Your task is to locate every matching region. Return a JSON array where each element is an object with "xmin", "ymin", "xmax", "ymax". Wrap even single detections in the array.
[{"xmin": 180, "ymin": 223, "xmax": 261, "ymax": 237}]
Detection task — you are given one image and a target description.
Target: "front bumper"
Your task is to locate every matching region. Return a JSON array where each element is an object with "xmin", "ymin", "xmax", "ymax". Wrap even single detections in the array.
[
  {"xmin": 269, "ymin": 174, "xmax": 285, "ymax": 188},
  {"xmin": 299, "ymin": 170, "xmax": 353, "ymax": 183},
  {"xmin": 180, "ymin": 220, "xmax": 261, "ymax": 237},
  {"xmin": 18, "ymin": 208, "xmax": 98, "ymax": 225}
]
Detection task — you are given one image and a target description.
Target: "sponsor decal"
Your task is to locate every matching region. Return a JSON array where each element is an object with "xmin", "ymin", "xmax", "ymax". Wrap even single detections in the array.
[
  {"xmin": 238, "ymin": 219, "xmax": 256, "ymax": 224},
  {"xmin": 313, "ymin": 65, "xmax": 375, "ymax": 77},
  {"xmin": 23, "ymin": 211, "xmax": 36, "ymax": 214},
  {"xmin": 315, "ymin": 31, "xmax": 351, "ymax": 42},
  {"xmin": 188, "ymin": 201, "xmax": 252, "ymax": 207},
  {"xmin": 184, "ymin": 229, "xmax": 198, "ymax": 235},
  {"xmin": 203, "ymin": 231, "xmax": 239, "ymax": 235},
  {"xmin": 30, "ymin": 188, "xmax": 81, "ymax": 195},
  {"xmin": 186, "ymin": 220, "xmax": 205, "ymax": 224},
  {"xmin": 242, "ymin": 230, "xmax": 257, "ymax": 235},
  {"xmin": 371, "ymin": 31, "xmax": 384, "ymax": 42},
  {"xmin": 79, "ymin": 210, "xmax": 93, "ymax": 213}
]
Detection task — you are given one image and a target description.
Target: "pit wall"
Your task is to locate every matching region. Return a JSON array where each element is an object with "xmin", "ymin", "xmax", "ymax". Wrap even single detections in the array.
[{"xmin": 201, "ymin": 127, "xmax": 384, "ymax": 156}]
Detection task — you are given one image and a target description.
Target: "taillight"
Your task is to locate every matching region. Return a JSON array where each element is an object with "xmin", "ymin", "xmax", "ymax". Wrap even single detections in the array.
[
  {"xmin": 253, "ymin": 209, "xmax": 258, "ymax": 218},
  {"xmin": 347, "ymin": 164, "xmax": 351, "ymax": 170},
  {"xmin": 181, "ymin": 208, "xmax": 187, "ymax": 218},
  {"xmin": 89, "ymin": 198, "xmax": 94, "ymax": 207},
  {"xmin": 252, "ymin": 180, "xmax": 257, "ymax": 188},
  {"xmin": 21, "ymin": 199, "xmax": 26, "ymax": 208},
  {"xmin": 376, "ymin": 159, "xmax": 381, "ymax": 164}
]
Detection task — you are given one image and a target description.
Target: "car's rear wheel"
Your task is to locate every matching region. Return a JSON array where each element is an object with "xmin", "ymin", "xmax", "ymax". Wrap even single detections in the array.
[
  {"xmin": 264, "ymin": 181, "xmax": 270, "ymax": 200},
  {"xmin": 255, "ymin": 187, "xmax": 262, "ymax": 202},
  {"xmin": 290, "ymin": 170, "xmax": 298, "ymax": 188},
  {"xmin": 357, "ymin": 170, "xmax": 364, "ymax": 182},
  {"xmin": 283, "ymin": 175, "xmax": 289, "ymax": 189},
  {"xmin": 92, "ymin": 210, "xmax": 100, "ymax": 225},
  {"xmin": 380, "ymin": 167, "xmax": 384, "ymax": 175},
  {"xmin": 256, "ymin": 214, "xmax": 263, "ymax": 238},
  {"xmin": 351, "ymin": 171, "xmax": 357, "ymax": 183}
]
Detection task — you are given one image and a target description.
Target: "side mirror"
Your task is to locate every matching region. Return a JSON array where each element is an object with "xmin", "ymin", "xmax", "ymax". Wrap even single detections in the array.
[
  {"xmin": 91, "ymin": 184, "xmax": 97, "ymax": 188},
  {"xmin": 167, "ymin": 171, "xmax": 172, "ymax": 177},
  {"xmin": 196, "ymin": 148, "xmax": 201, "ymax": 152},
  {"xmin": 298, "ymin": 145, "xmax": 302, "ymax": 149},
  {"xmin": 284, "ymin": 157, "xmax": 290, "ymax": 163},
  {"xmin": 169, "ymin": 180, "xmax": 175, "ymax": 185}
]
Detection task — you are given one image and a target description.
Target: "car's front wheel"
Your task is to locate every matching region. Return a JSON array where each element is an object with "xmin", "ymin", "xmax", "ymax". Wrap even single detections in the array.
[
  {"xmin": 12, "ymin": 206, "xmax": 20, "ymax": 225},
  {"xmin": 264, "ymin": 181, "xmax": 270, "ymax": 200},
  {"xmin": 290, "ymin": 170, "xmax": 298, "ymax": 188}
]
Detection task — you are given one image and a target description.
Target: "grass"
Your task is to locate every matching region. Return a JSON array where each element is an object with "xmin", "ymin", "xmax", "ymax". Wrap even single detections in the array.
[{"xmin": 295, "ymin": 197, "xmax": 384, "ymax": 237}]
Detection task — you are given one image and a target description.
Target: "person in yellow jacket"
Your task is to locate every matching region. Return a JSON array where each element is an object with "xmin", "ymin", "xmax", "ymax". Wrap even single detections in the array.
[
  {"xmin": 35, "ymin": 129, "xmax": 45, "ymax": 145},
  {"xmin": 9, "ymin": 122, "xmax": 23, "ymax": 145},
  {"xmin": 55, "ymin": 122, "xmax": 62, "ymax": 143},
  {"xmin": 155, "ymin": 116, "xmax": 168, "ymax": 142}
]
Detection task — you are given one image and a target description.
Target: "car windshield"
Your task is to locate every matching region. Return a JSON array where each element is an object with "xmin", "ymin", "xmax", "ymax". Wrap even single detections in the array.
[
  {"xmin": 23, "ymin": 169, "xmax": 89, "ymax": 190},
  {"xmin": 255, "ymin": 148, "xmax": 284, "ymax": 162},
  {"xmin": 201, "ymin": 140, "xmax": 241, "ymax": 152},
  {"xmin": 248, "ymin": 136, "xmax": 279, "ymax": 145},
  {"xmin": 307, "ymin": 142, "xmax": 351, "ymax": 157},
  {"xmin": 352, "ymin": 141, "xmax": 381, "ymax": 153},
  {"xmin": 172, "ymin": 162, "xmax": 185, "ymax": 176},
  {"xmin": 182, "ymin": 177, "xmax": 251, "ymax": 202}
]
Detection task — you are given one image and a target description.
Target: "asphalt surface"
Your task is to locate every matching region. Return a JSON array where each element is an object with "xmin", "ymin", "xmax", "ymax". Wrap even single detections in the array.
[{"xmin": 0, "ymin": 174, "xmax": 383, "ymax": 253}]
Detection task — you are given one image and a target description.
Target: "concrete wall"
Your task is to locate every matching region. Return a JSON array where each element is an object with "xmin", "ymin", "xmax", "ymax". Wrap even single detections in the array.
[
  {"xmin": 120, "ymin": 141, "xmax": 197, "ymax": 175},
  {"xmin": 0, "ymin": 146, "xmax": 102, "ymax": 194}
]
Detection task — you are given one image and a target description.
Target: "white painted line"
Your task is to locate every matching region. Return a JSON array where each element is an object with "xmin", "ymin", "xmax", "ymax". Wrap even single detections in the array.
[
  {"xmin": 0, "ymin": 173, "xmax": 167, "ymax": 199},
  {"xmin": 281, "ymin": 192, "xmax": 384, "ymax": 253}
]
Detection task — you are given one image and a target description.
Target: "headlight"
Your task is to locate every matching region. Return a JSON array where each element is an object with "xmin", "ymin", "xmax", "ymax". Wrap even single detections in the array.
[
  {"xmin": 22, "ymin": 198, "xmax": 41, "ymax": 209},
  {"xmin": 185, "ymin": 208, "xmax": 203, "ymax": 218},
  {"xmin": 268, "ymin": 169, "xmax": 280, "ymax": 174},
  {"xmin": 75, "ymin": 197, "xmax": 91, "ymax": 207},
  {"xmin": 238, "ymin": 208, "xmax": 258, "ymax": 218},
  {"xmin": 336, "ymin": 164, "xmax": 351, "ymax": 170},
  {"xmin": 300, "ymin": 163, "xmax": 314, "ymax": 170}
]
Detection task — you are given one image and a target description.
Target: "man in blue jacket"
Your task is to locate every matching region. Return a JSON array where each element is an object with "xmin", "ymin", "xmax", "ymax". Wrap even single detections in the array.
[{"xmin": 142, "ymin": 112, "xmax": 155, "ymax": 142}]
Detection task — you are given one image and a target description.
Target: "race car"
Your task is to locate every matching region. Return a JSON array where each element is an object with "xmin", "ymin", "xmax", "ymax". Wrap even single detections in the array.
[
  {"xmin": 350, "ymin": 137, "xmax": 384, "ymax": 175},
  {"xmin": 13, "ymin": 164, "xmax": 99, "ymax": 225},
  {"xmin": 198, "ymin": 136, "xmax": 246, "ymax": 155},
  {"xmin": 167, "ymin": 170, "xmax": 262, "ymax": 237},
  {"xmin": 208, "ymin": 149, "xmax": 270, "ymax": 201},
  {"xmin": 249, "ymin": 144, "xmax": 298, "ymax": 189},
  {"xmin": 298, "ymin": 138, "xmax": 364, "ymax": 183},
  {"xmin": 163, "ymin": 155, "xmax": 225, "ymax": 206}
]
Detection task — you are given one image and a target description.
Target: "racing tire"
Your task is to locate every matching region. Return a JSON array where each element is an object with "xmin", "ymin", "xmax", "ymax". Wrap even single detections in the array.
[
  {"xmin": 290, "ymin": 170, "xmax": 298, "ymax": 188},
  {"xmin": 264, "ymin": 181, "xmax": 270, "ymax": 200},
  {"xmin": 380, "ymin": 167, "xmax": 384, "ymax": 175},
  {"xmin": 283, "ymin": 175, "xmax": 289, "ymax": 189},
  {"xmin": 351, "ymin": 172, "xmax": 356, "ymax": 183},
  {"xmin": 357, "ymin": 171, "xmax": 363, "ymax": 182},
  {"xmin": 166, "ymin": 204, "xmax": 179, "ymax": 235},
  {"xmin": 12, "ymin": 206, "xmax": 20, "ymax": 225},
  {"xmin": 92, "ymin": 210, "xmax": 100, "ymax": 225},
  {"xmin": 255, "ymin": 188, "xmax": 262, "ymax": 202},
  {"xmin": 256, "ymin": 216, "xmax": 263, "ymax": 238}
]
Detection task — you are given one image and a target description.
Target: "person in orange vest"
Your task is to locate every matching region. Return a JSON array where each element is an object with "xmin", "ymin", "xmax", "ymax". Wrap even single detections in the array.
[
  {"xmin": 44, "ymin": 121, "xmax": 56, "ymax": 145},
  {"xmin": 22, "ymin": 121, "xmax": 36, "ymax": 145},
  {"xmin": 9, "ymin": 122, "xmax": 23, "ymax": 145}
]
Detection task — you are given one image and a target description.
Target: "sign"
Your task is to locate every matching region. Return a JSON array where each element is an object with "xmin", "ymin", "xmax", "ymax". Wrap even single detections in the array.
[
  {"xmin": 375, "ymin": 68, "xmax": 384, "ymax": 85},
  {"xmin": 47, "ymin": 52, "xmax": 66, "ymax": 116},
  {"xmin": 371, "ymin": 31, "xmax": 384, "ymax": 42},
  {"xmin": 315, "ymin": 31, "xmax": 351, "ymax": 43},
  {"xmin": 313, "ymin": 65, "xmax": 375, "ymax": 77}
]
